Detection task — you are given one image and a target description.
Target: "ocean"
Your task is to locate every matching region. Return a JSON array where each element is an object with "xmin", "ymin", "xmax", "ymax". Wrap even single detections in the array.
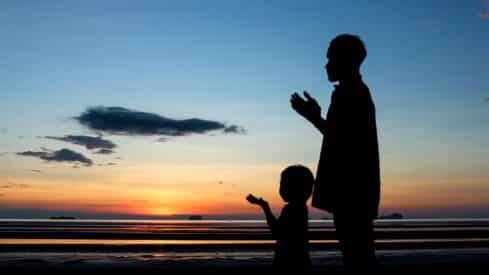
[{"xmin": 1, "ymin": 218, "xmax": 489, "ymax": 270}]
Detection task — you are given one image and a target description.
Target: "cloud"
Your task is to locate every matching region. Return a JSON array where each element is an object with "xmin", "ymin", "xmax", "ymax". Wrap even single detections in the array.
[
  {"xmin": 0, "ymin": 182, "xmax": 30, "ymax": 189},
  {"xmin": 97, "ymin": 162, "xmax": 117, "ymax": 167},
  {"xmin": 94, "ymin": 148, "xmax": 114, "ymax": 155},
  {"xmin": 0, "ymin": 128, "xmax": 6, "ymax": 134},
  {"xmin": 481, "ymin": 0, "xmax": 489, "ymax": 18},
  {"xmin": 45, "ymin": 135, "xmax": 116, "ymax": 150},
  {"xmin": 74, "ymin": 106, "xmax": 246, "ymax": 138},
  {"xmin": 17, "ymin": 148, "xmax": 93, "ymax": 166},
  {"xmin": 30, "ymin": 169, "xmax": 42, "ymax": 173},
  {"xmin": 485, "ymin": 97, "xmax": 489, "ymax": 102},
  {"xmin": 223, "ymin": 125, "xmax": 246, "ymax": 134},
  {"xmin": 17, "ymin": 151, "xmax": 47, "ymax": 158}
]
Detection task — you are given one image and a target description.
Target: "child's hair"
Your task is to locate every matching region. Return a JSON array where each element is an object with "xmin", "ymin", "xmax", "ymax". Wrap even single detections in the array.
[
  {"xmin": 328, "ymin": 34, "xmax": 367, "ymax": 69},
  {"xmin": 279, "ymin": 165, "xmax": 314, "ymax": 203}
]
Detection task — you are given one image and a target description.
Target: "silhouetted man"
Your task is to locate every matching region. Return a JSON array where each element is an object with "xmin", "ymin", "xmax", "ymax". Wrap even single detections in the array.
[{"xmin": 290, "ymin": 34, "xmax": 380, "ymax": 268}]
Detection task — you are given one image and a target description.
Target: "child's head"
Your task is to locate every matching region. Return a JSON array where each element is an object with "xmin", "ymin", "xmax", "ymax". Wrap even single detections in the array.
[
  {"xmin": 325, "ymin": 34, "xmax": 366, "ymax": 82},
  {"xmin": 279, "ymin": 165, "xmax": 314, "ymax": 203}
]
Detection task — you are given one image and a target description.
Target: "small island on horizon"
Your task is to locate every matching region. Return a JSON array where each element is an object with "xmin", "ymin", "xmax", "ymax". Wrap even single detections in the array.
[
  {"xmin": 49, "ymin": 216, "xmax": 77, "ymax": 220},
  {"xmin": 187, "ymin": 215, "xmax": 203, "ymax": 220},
  {"xmin": 379, "ymin": 213, "xmax": 404, "ymax": 220}
]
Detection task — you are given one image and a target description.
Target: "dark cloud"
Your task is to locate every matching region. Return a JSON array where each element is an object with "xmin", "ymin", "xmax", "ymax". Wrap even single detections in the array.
[
  {"xmin": 17, "ymin": 151, "xmax": 47, "ymax": 158},
  {"xmin": 30, "ymin": 169, "xmax": 42, "ymax": 173},
  {"xmin": 45, "ymin": 135, "xmax": 116, "ymax": 150},
  {"xmin": 485, "ymin": 97, "xmax": 489, "ymax": 103},
  {"xmin": 157, "ymin": 137, "xmax": 169, "ymax": 142},
  {"xmin": 17, "ymin": 148, "xmax": 93, "ymax": 166},
  {"xmin": 94, "ymin": 148, "xmax": 114, "ymax": 155},
  {"xmin": 223, "ymin": 125, "xmax": 246, "ymax": 134},
  {"xmin": 74, "ymin": 106, "xmax": 246, "ymax": 138}
]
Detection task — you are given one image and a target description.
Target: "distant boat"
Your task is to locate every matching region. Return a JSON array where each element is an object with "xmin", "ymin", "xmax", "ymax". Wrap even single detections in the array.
[
  {"xmin": 49, "ymin": 216, "xmax": 76, "ymax": 220},
  {"xmin": 379, "ymin": 213, "xmax": 403, "ymax": 219},
  {"xmin": 188, "ymin": 215, "xmax": 203, "ymax": 220}
]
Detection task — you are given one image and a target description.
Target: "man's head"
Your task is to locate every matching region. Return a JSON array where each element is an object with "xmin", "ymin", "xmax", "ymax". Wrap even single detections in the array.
[
  {"xmin": 326, "ymin": 34, "xmax": 366, "ymax": 82},
  {"xmin": 279, "ymin": 165, "xmax": 314, "ymax": 203}
]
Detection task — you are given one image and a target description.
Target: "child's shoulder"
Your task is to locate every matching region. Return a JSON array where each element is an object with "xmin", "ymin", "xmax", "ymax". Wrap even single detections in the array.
[{"xmin": 281, "ymin": 203, "xmax": 308, "ymax": 216}]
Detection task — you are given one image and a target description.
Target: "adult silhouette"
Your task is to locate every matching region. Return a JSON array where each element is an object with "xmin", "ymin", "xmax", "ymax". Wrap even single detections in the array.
[{"xmin": 290, "ymin": 34, "xmax": 380, "ymax": 268}]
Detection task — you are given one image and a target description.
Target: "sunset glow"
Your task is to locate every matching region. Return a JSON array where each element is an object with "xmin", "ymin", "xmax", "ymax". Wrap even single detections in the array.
[{"xmin": 1, "ymin": 0, "xmax": 488, "ymax": 219}]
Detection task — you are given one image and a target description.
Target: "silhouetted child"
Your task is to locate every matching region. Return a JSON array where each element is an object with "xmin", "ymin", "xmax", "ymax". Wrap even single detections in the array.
[{"xmin": 246, "ymin": 165, "xmax": 313, "ymax": 271}]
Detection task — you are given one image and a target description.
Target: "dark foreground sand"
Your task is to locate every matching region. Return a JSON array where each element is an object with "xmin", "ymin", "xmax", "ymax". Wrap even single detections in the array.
[{"xmin": 2, "ymin": 248, "xmax": 489, "ymax": 275}]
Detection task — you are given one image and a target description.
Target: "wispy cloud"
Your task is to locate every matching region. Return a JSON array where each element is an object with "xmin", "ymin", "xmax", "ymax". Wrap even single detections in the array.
[
  {"xmin": 17, "ymin": 148, "xmax": 93, "ymax": 166},
  {"xmin": 0, "ymin": 182, "xmax": 30, "ymax": 189},
  {"xmin": 74, "ymin": 106, "xmax": 246, "ymax": 139},
  {"xmin": 45, "ymin": 135, "xmax": 116, "ymax": 151},
  {"xmin": 480, "ymin": 0, "xmax": 489, "ymax": 18},
  {"xmin": 97, "ymin": 162, "xmax": 117, "ymax": 167},
  {"xmin": 94, "ymin": 149, "xmax": 114, "ymax": 155}
]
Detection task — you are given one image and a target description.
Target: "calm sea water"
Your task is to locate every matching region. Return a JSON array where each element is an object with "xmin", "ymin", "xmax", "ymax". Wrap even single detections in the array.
[
  {"xmin": 1, "ymin": 218, "xmax": 489, "ymax": 246},
  {"xmin": 1, "ymin": 219, "xmax": 488, "ymax": 267}
]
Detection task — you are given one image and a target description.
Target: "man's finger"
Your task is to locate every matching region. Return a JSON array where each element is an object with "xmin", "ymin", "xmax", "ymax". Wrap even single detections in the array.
[
  {"xmin": 303, "ymin": 91, "xmax": 314, "ymax": 101},
  {"xmin": 291, "ymin": 93, "xmax": 301, "ymax": 100},
  {"xmin": 292, "ymin": 94, "xmax": 305, "ymax": 102}
]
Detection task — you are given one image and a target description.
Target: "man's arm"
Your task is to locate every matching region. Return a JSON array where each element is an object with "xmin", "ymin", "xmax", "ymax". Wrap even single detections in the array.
[{"xmin": 309, "ymin": 116, "xmax": 328, "ymax": 135}]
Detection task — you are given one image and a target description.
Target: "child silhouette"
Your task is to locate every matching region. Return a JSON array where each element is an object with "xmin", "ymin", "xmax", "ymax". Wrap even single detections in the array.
[{"xmin": 247, "ymin": 165, "xmax": 313, "ymax": 271}]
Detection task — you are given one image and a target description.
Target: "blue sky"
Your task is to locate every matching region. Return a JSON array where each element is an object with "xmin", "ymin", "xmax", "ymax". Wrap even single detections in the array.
[{"xmin": 1, "ymin": 0, "xmax": 488, "ymax": 218}]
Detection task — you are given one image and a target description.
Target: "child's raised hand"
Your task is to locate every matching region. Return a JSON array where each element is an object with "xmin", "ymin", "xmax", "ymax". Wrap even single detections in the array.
[{"xmin": 246, "ymin": 194, "xmax": 266, "ymax": 206}]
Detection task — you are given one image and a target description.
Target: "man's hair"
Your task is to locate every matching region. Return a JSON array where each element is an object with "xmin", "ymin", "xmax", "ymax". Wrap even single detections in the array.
[
  {"xmin": 280, "ymin": 165, "xmax": 314, "ymax": 203},
  {"xmin": 328, "ymin": 34, "xmax": 367, "ymax": 69}
]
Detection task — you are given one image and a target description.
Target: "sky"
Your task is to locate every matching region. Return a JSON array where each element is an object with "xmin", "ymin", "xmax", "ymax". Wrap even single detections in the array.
[{"xmin": 1, "ymin": 0, "xmax": 488, "ymax": 219}]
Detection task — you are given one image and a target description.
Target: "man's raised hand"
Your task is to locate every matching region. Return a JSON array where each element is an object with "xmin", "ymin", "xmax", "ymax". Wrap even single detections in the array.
[{"xmin": 290, "ymin": 91, "xmax": 321, "ymax": 123}]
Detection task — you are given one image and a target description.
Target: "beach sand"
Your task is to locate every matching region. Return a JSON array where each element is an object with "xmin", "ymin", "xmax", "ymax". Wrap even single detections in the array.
[{"xmin": 2, "ymin": 248, "xmax": 489, "ymax": 274}]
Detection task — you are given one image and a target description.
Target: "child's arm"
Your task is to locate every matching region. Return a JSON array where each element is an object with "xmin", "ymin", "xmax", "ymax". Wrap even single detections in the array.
[{"xmin": 246, "ymin": 194, "xmax": 278, "ymax": 234}]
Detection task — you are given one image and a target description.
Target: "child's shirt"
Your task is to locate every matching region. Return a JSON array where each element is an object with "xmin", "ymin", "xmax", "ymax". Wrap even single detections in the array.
[{"xmin": 272, "ymin": 203, "xmax": 310, "ymax": 269}]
